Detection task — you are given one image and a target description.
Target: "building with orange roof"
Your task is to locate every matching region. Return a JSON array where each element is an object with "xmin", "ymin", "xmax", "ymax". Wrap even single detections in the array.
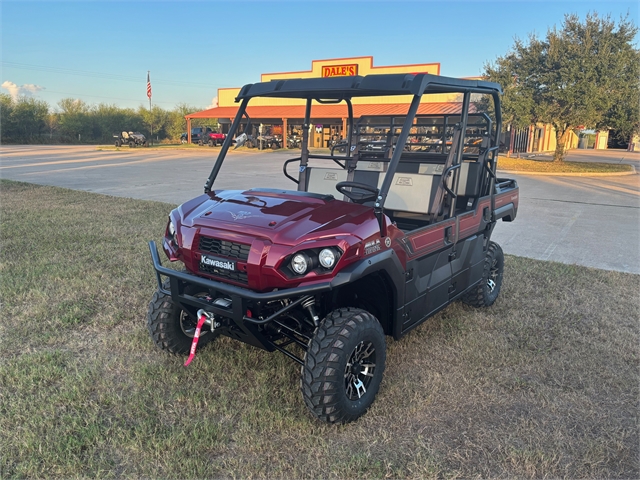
[
  {"xmin": 185, "ymin": 56, "xmax": 609, "ymax": 152},
  {"xmin": 185, "ymin": 56, "xmax": 470, "ymax": 148}
]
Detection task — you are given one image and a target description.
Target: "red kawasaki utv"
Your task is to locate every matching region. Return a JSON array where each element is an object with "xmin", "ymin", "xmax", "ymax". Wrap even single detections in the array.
[{"xmin": 147, "ymin": 73, "xmax": 519, "ymax": 423}]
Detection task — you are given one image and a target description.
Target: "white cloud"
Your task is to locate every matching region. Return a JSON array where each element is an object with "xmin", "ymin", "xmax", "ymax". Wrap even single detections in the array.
[
  {"xmin": 207, "ymin": 96, "xmax": 218, "ymax": 109},
  {"xmin": 1, "ymin": 81, "xmax": 45, "ymax": 101}
]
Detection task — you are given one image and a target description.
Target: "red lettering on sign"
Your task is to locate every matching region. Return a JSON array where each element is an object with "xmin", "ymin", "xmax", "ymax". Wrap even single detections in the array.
[{"xmin": 322, "ymin": 64, "xmax": 359, "ymax": 78}]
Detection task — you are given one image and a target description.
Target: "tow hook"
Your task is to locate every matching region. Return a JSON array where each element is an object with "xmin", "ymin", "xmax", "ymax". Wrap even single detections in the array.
[{"xmin": 184, "ymin": 309, "xmax": 213, "ymax": 367}]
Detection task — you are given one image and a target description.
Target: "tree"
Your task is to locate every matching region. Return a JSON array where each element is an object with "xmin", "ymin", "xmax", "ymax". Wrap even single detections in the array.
[
  {"xmin": 57, "ymin": 98, "xmax": 92, "ymax": 141},
  {"xmin": 0, "ymin": 95, "xmax": 49, "ymax": 142},
  {"xmin": 165, "ymin": 103, "xmax": 209, "ymax": 141},
  {"xmin": 485, "ymin": 13, "xmax": 639, "ymax": 161},
  {"xmin": 0, "ymin": 93, "xmax": 16, "ymax": 141}
]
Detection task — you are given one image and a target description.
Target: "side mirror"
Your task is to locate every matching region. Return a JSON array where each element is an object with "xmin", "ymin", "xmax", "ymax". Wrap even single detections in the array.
[{"xmin": 233, "ymin": 133, "xmax": 248, "ymax": 149}]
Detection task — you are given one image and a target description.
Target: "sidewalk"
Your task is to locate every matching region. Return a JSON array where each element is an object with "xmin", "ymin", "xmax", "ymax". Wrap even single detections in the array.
[{"xmin": 515, "ymin": 148, "xmax": 639, "ymax": 166}]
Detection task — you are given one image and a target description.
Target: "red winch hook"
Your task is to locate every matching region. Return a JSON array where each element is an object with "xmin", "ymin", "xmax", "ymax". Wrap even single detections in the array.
[{"xmin": 184, "ymin": 309, "xmax": 212, "ymax": 367}]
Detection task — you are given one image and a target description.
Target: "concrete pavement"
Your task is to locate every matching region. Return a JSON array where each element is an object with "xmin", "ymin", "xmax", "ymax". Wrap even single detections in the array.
[{"xmin": 1, "ymin": 145, "xmax": 639, "ymax": 274}]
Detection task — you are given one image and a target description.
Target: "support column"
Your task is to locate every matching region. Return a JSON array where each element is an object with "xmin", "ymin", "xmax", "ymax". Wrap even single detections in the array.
[
  {"xmin": 282, "ymin": 118, "xmax": 288, "ymax": 149},
  {"xmin": 187, "ymin": 118, "xmax": 192, "ymax": 144},
  {"xmin": 342, "ymin": 117, "xmax": 347, "ymax": 140},
  {"xmin": 509, "ymin": 126, "xmax": 515, "ymax": 156},
  {"xmin": 527, "ymin": 125, "xmax": 534, "ymax": 153}
]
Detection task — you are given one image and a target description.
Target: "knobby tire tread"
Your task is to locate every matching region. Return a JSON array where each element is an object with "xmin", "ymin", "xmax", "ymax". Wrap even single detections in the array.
[
  {"xmin": 147, "ymin": 282, "xmax": 214, "ymax": 355},
  {"xmin": 301, "ymin": 307, "xmax": 385, "ymax": 424},
  {"xmin": 462, "ymin": 241, "xmax": 503, "ymax": 308}
]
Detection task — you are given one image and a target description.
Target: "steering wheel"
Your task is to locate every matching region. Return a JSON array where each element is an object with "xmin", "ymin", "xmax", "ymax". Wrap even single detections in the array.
[{"xmin": 336, "ymin": 181, "xmax": 379, "ymax": 204}]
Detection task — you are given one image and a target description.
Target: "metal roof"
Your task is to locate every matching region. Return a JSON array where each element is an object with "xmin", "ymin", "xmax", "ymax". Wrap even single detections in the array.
[{"xmin": 186, "ymin": 102, "xmax": 466, "ymax": 120}]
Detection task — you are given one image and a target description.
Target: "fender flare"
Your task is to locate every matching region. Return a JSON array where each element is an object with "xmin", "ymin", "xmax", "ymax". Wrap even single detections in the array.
[{"xmin": 329, "ymin": 249, "xmax": 405, "ymax": 327}]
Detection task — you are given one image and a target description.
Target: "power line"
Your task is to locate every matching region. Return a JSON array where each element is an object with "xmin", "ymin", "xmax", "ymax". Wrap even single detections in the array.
[{"xmin": 2, "ymin": 61, "xmax": 223, "ymax": 89}]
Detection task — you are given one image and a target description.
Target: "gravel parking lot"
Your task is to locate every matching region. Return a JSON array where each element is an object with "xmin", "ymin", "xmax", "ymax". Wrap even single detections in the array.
[{"xmin": 2, "ymin": 145, "xmax": 639, "ymax": 273}]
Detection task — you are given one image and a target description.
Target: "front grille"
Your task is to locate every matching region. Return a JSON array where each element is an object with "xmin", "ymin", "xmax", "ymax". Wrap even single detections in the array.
[
  {"xmin": 199, "ymin": 263, "xmax": 248, "ymax": 284},
  {"xmin": 198, "ymin": 236, "xmax": 250, "ymax": 261}
]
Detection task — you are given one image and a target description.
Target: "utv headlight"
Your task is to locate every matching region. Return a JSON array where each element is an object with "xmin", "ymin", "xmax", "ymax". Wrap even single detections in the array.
[
  {"xmin": 318, "ymin": 248, "xmax": 336, "ymax": 269},
  {"xmin": 291, "ymin": 252, "xmax": 310, "ymax": 275}
]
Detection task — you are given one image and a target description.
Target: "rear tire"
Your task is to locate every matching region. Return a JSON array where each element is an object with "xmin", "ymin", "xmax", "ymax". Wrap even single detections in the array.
[
  {"xmin": 301, "ymin": 307, "xmax": 386, "ymax": 424},
  {"xmin": 462, "ymin": 241, "xmax": 504, "ymax": 307},
  {"xmin": 208, "ymin": 139, "xmax": 214, "ymax": 147},
  {"xmin": 128, "ymin": 141, "xmax": 135, "ymax": 148},
  {"xmin": 198, "ymin": 139, "xmax": 203, "ymax": 146},
  {"xmin": 147, "ymin": 281, "xmax": 217, "ymax": 355}
]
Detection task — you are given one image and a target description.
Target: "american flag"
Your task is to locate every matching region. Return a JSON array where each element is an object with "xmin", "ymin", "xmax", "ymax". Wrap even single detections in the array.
[{"xmin": 146, "ymin": 72, "xmax": 152, "ymax": 99}]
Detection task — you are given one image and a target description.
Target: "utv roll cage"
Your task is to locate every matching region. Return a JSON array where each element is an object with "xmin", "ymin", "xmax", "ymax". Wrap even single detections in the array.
[{"xmin": 203, "ymin": 73, "xmax": 503, "ymax": 228}]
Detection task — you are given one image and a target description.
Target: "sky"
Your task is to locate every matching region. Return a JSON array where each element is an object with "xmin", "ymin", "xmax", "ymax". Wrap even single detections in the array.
[{"xmin": 2, "ymin": 0, "xmax": 638, "ymax": 112}]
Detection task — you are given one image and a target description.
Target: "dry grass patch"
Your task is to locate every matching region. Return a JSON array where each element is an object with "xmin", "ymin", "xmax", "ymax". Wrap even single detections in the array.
[
  {"xmin": 1, "ymin": 179, "xmax": 638, "ymax": 478},
  {"xmin": 497, "ymin": 156, "xmax": 633, "ymax": 173}
]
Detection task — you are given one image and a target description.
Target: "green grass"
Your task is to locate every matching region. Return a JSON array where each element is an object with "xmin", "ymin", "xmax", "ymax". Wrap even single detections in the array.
[
  {"xmin": 1, "ymin": 179, "xmax": 638, "ymax": 478},
  {"xmin": 497, "ymin": 156, "xmax": 633, "ymax": 173}
]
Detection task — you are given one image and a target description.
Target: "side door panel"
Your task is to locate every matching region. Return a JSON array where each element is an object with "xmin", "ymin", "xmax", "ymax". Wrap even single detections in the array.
[
  {"xmin": 400, "ymin": 220, "xmax": 456, "ymax": 334},
  {"xmin": 448, "ymin": 234, "xmax": 485, "ymax": 299}
]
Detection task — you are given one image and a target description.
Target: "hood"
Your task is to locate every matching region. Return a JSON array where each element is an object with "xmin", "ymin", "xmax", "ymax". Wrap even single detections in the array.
[{"xmin": 179, "ymin": 188, "xmax": 375, "ymax": 245}]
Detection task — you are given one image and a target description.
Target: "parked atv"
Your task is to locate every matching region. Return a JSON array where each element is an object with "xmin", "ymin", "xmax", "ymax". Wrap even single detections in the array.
[
  {"xmin": 256, "ymin": 134, "xmax": 282, "ymax": 149},
  {"xmin": 147, "ymin": 73, "xmax": 518, "ymax": 424},
  {"xmin": 287, "ymin": 135, "xmax": 301, "ymax": 149},
  {"xmin": 114, "ymin": 131, "xmax": 147, "ymax": 147}
]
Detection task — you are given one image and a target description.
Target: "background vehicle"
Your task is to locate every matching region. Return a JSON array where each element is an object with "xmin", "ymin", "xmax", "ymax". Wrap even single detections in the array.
[
  {"xmin": 180, "ymin": 127, "xmax": 212, "ymax": 144},
  {"xmin": 114, "ymin": 131, "xmax": 147, "ymax": 147},
  {"xmin": 147, "ymin": 73, "xmax": 518, "ymax": 424},
  {"xmin": 256, "ymin": 134, "xmax": 281, "ymax": 149},
  {"xmin": 287, "ymin": 135, "xmax": 301, "ymax": 149},
  {"xmin": 201, "ymin": 131, "xmax": 227, "ymax": 147}
]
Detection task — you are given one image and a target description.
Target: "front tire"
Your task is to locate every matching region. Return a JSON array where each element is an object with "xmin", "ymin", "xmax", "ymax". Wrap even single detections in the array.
[
  {"xmin": 115, "ymin": 139, "xmax": 121, "ymax": 147},
  {"xmin": 208, "ymin": 139, "xmax": 214, "ymax": 147},
  {"xmin": 147, "ymin": 282, "xmax": 217, "ymax": 355},
  {"xmin": 462, "ymin": 241, "xmax": 504, "ymax": 307},
  {"xmin": 301, "ymin": 307, "xmax": 386, "ymax": 424}
]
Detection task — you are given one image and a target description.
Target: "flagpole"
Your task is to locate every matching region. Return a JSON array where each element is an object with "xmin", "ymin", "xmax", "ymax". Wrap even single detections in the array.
[{"xmin": 148, "ymin": 70, "xmax": 153, "ymax": 146}]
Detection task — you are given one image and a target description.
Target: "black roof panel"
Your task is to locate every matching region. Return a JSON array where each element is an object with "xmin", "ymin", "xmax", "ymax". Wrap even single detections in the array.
[{"xmin": 236, "ymin": 73, "xmax": 502, "ymax": 101}]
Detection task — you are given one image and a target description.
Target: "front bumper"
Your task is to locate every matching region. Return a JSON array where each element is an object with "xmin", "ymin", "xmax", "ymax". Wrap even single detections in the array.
[{"xmin": 149, "ymin": 241, "xmax": 335, "ymax": 351}]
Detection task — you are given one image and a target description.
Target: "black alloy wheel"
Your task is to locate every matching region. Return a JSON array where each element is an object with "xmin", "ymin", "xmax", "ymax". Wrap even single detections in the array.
[
  {"xmin": 302, "ymin": 307, "xmax": 386, "ymax": 424},
  {"xmin": 344, "ymin": 340, "xmax": 377, "ymax": 400},
  {"xmin": 462, "ymin": 241, "xmax": 504, "ymax": 307}
]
